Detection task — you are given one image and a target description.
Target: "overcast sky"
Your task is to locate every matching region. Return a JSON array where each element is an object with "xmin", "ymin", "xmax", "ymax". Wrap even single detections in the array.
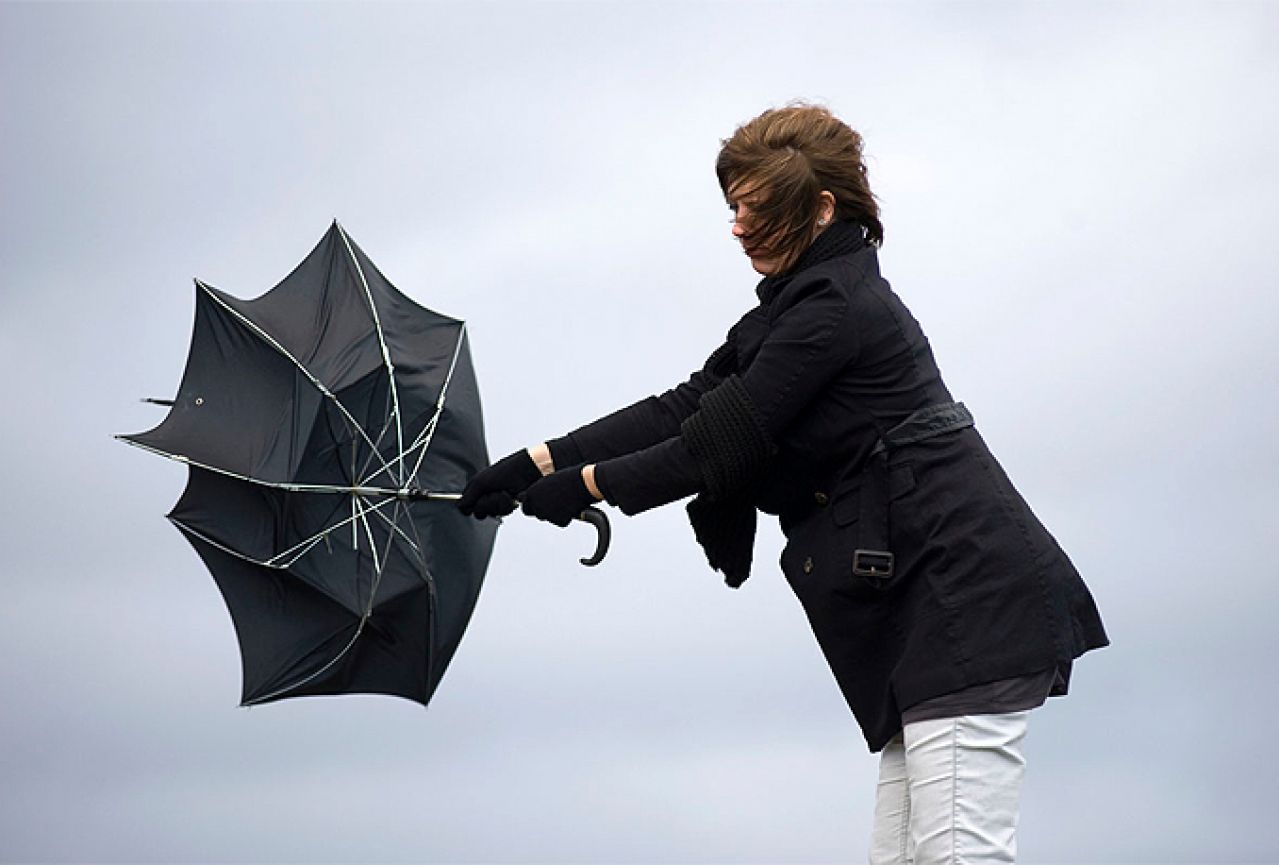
[{"xmin": 2, "ymin": 2, "xmax": 1278, "ymax": 863}]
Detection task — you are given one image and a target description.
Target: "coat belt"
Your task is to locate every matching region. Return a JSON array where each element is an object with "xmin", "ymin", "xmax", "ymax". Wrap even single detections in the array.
[{"xmin": 853, "ymin": 401, "xmax": 974, "ymax": 582}]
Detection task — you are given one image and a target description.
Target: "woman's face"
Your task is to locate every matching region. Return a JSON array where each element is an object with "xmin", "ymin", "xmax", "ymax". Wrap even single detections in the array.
[{"xmin": 726, "ymin": 182, "xmax": 783, "ymax": 276}]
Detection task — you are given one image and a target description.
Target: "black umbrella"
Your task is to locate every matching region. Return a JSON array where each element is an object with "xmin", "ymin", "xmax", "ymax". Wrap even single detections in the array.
[{"xmin": 118, "ymin": 222, "xmax": 607, "ymax": 707}]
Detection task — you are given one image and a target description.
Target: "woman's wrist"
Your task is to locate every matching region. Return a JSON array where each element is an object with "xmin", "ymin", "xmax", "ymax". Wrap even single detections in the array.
[
  {"xmin": 527, "ymin": 442, "xmax": 556, "ymax": 477},
  {"xmin": 545, "ymin": 435, "xmax": 584, "ymax": 470},
  {"xmin": 582, "ymin": 464, "xmax": 604, "ymax": 501}
]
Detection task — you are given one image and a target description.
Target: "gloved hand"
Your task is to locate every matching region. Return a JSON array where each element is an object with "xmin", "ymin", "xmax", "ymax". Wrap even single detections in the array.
[
  {"xmin": 457, "ymin": 449, "xmax": 543, "ymax": 518},
  {"xmin": 521, "ymin": 467, "xmax": 597, "ymax": 527}
]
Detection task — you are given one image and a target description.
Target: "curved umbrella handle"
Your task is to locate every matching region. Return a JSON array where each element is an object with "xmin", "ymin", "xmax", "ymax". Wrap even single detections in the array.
[{"xmin": 573, "ymin": 506, "xmax": 611, "ymax": 567}]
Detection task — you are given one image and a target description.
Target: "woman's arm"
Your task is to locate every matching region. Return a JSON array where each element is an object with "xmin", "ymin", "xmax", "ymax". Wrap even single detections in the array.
[
  {"xmin": 460, "ymin": 340, "xmax": 732, "ymax": 518},
  {"xmin": 589, "ymin": 272, "xmax": 863, "ymax": 515},
  {"xmin": 539, "ymin": 340, "xmax": 732, "ymax": 469}
]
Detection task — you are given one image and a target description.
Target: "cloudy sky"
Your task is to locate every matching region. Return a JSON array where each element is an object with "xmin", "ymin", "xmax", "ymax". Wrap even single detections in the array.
[{"xmin": 2, "ymin": 2, "xmax": 1277, "ymax": 863}]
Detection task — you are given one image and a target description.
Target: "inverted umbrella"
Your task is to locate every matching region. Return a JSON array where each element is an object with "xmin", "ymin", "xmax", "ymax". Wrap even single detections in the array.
[{"xmin": 118, "ymin": 222, "xmax": 607, "ymax": 707}]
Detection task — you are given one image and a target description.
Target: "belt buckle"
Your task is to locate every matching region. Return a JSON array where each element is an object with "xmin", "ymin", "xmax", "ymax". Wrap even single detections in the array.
[{"xmin": 852, "ymin": 549, "xmax": 894, "ymax": 580}]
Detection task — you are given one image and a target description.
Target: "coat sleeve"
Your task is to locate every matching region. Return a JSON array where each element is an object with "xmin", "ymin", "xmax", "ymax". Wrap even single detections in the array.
[
  {"xmin": 544, "ymin": 340, "xmax": 731, "ymax": 469},
  {"xmin": 595, "ymin": 270, "xmax": 862, "ymax": 515}
]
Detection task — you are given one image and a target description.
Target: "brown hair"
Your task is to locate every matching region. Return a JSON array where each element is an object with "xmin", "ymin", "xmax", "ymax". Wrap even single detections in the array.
[{"xmin": 716, "ymin": 103, "xmax": 883, "ymax": 273}]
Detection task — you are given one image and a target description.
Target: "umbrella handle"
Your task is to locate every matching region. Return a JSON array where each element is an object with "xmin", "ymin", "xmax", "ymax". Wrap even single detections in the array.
[{"xmin": 573, "ymin": 506, "xmax": 611, "ymax": 567}]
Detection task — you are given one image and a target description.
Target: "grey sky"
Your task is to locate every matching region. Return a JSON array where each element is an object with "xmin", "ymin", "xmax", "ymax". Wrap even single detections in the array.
[{"xmin": 2, "ymin": 2, "xmax": 1277, "ymax": 862}]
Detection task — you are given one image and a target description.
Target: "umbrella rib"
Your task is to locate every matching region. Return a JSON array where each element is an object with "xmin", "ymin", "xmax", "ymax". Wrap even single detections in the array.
[
  {"xmin": 271, "ymin": 497, "xmax": 398, "ymax": 568},
  {"xmin": 195, "ymin": 279, "xmax": 398, "ymax": 483},
  {"xmin": 336, "ymin": 223, "xmax": 405, "ymax": 486},
  {"xmin": 401, "ymin": 490, "xmax": 439, "ymax": 692},
  {"xmin": 355, "ymin": 382, "xmax": 396, "ymax": 488},
  {"xmin": 355, "ymin": 496, "xmax": 384, "ymax": 578},
  {"xmin": 365, "ymin": 415, "xmax": 433, "ymax": 489},
  {"xmin": 353, "ymin": 495, "xmax": 389, "ymax": 618},
  {"xmin": 115, "ymin": 436, "xmax": 419, "ymax": 497},
  {"xmin": 351, "ymin": 438, "xmax": 359, "ymax": 551},
  {"xmin": 274, "ymin": 534, "xmax": 329, "ymax": 570},
  {"xmin": 370, "ymin": 501, "xmax": 424, "ymax": 564},
  {"xmin": 168, "ymin": 517, "xmax": 287, "ymax": 571},
  {"xmin": 379, "ymin": 500, "xmax": 401, "ymax": 586},
  {"xmin": 406, "ymin": 323, "xmax": 467, "ymax": 487}
]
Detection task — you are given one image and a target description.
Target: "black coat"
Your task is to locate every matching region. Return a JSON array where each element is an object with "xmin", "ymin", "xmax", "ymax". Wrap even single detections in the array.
[{"xmin": 555, "ymin": 222, "xmax": 1108, "ymax": 751}]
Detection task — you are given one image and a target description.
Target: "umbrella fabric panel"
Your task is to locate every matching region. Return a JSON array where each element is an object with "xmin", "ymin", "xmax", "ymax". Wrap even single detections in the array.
[
  {"xmin": 214, "ymin": 225, "xmax": 387, "ymax": 395},
  {"xmin": 185, "ymin": 532, "xmax": 438, "ymax": 706},
  {"xmin": 337, "ymin": 229, "xmax": 468, "ymax": 411},
  {"xmin": 328, "ymin": 586, "xmax": 436, "ymax": 704},
  {"xmin": 215, "ymin": 224, "xmax": 466, "ymax": 419},
  {"xmin": 295, "ymin": 364, "xmax": 400, "ymax": 491},
  {"xmin": 184, "ymin": 531, "xmax": 370, "ymax": 705},
  {"xmin": 405, "ymin": 500, "xmax": 497, "ymax": 681},
  {"xmin": 123, "ymin": 288, "xmax": 328, "ymax": 483}
]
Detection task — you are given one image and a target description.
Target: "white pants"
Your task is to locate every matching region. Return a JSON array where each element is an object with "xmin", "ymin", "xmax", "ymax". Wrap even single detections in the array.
[{"xmin": 869, "ymin": 712, "xmax": 1029, "ymax": 865}]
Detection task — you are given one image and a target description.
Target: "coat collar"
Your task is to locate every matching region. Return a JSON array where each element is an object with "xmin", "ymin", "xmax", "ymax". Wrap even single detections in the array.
[{"xmin": 755, "ymin": 220, "xmax": 868, "ymax": 305}]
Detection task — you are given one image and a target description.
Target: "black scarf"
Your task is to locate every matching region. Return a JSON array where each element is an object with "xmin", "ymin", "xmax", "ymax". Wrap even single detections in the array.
[{"xmin": 688, "ymin": 221, "xmax": 868, "ymax": 587}]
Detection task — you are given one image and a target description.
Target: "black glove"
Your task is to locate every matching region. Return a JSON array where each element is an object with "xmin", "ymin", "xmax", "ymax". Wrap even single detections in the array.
[
  {"xmin": 458, "ymin": 449, "xmax": 543, "ymax": 518},
  {"xmin": 521, "ymin": 468, "xmax": 597, "ymax": 528}
]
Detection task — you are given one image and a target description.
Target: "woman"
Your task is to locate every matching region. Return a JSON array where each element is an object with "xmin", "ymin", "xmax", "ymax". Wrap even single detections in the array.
[{"xmin": 458, "ymin": 104, "xmax": 1107, "ymax": 864}]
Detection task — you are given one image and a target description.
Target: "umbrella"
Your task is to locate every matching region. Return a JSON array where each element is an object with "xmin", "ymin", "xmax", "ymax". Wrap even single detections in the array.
[{"xmin": 118, "ymin": 221, "xmax": 607, "ymax": 707}]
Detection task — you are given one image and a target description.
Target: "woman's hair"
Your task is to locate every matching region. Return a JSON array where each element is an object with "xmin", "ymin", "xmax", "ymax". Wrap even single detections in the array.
[{"xmin": 716, "ymin": 103, "xmax": 882, "ymax": 273}]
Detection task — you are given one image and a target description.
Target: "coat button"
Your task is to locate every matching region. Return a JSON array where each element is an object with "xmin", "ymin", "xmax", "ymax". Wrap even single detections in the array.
[
  {"xmin": 803, "ymin": 556, "xmax": 814, "ymax": 574},
  {"xmin": 814, "ymin": 491, "xmax": 829, "ymax": 506}
]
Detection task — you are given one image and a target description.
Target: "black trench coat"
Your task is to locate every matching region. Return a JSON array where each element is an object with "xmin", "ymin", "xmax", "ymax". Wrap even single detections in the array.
[{"xmin": 551, "ymin": 221, "xmax": 1108, "ymax": 752}]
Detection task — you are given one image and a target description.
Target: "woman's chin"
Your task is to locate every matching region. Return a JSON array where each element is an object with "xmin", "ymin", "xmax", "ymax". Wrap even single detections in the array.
[{"xmin": 749, "ymin": 255, "xmax": 780, "ymax": 276}]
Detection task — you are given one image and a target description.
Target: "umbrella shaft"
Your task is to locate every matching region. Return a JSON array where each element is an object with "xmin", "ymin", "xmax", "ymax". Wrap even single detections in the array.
[{"xmin": 349, "ymin": 487, "xmax": 461, "ymax": 501}]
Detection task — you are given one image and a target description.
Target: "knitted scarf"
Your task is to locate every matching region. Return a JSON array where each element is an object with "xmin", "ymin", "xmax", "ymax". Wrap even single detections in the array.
[{"xmin": 686, "ymin": 220, "xmax": 868, "ymax": 587}]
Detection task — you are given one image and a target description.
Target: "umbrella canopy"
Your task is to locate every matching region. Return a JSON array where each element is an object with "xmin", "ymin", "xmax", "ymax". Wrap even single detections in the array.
[{"xmin": 118, "ymin": 222, "xmax": 498, "ymax": 707}]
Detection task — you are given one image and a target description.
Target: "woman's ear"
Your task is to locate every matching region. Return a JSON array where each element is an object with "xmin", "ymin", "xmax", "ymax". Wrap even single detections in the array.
[{"xmin": 818, "ymin": 190, "xmax": 836, "ymax": 226}]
